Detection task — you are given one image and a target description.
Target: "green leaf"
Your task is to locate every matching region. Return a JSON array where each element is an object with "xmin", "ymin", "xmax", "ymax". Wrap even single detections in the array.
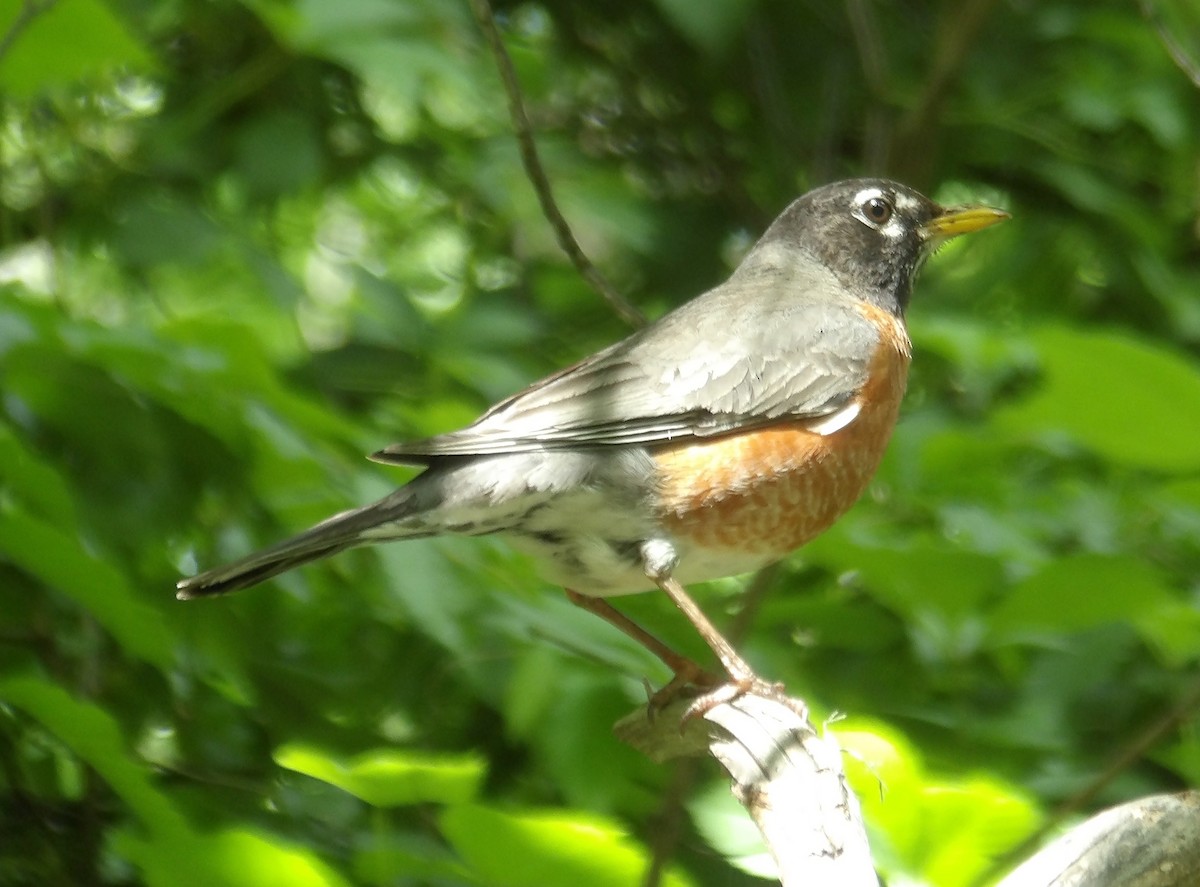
[
  {"xmin": 837, "ymin": 720, "xmax": 1040, "ymax": 887},
  {"xmin": 1145, "ymin": 0, "xmax": 1200, "ymax": 97},
  {"xmin": 990, "ymin": 554, "xmax": 1168, "ymax": 633},
  {"xmin": 2, "ymin": 671, "xmax": 367, "ymax": 887},
  {"xmin": 804, "ymin": 534, "xmax": 1004, "ymax": 661},
  {"xmin": 0, "ymin": 0, "xmax": 152, "ymax": 95},
  {"xmin": 918, "ymin": 778, "xmax": 1040, "ymax": 887},
  {"xmin": 233, "ymin": 110, "xmax": 323, "ymax": 198},
  {"xmin": 989, "ymin": 554, "xmax": 1199, "ymax": 664},
  {"xmin": 1137, "ymin": 601, "xmax": 1200, "ymax": 668},
  {"xmin": 654, "ymin": 0, "xmax": 751, "ymax": 55},
  {"xmin": 837, "ymin": 721, "xmax": 928, "ymax": 871},
  {"xmin": 688, "ymin": 780, "xmax": 775, "ymax": 878},
  {"xmin": 0, "ymin": 675, "xmax": 189, "ymax": 836},
  {"xmin": 440, "ymin": 804, "xmax": 694, "ymax": 887},
  {"xmin": 995, "ymin": 325, "xmax": 1200, "ymax": 472},
  {"xmin": 352, "ymin": 834, "xmax": 472, "ymax": 885},
  {"xmin": 1154, "ymin": 734, "xmax": 1200, "ymax": 786},
  {"xmin": 0, "ymin": 420, "xmax": 77, "ymax": 525},
  {"xmin": 115, "ymin": 827, "xmax": 352, "ymax": 887},
  {"xmin": 274, "ymin": 743, "xmax": 486, "ymax": 807},
  {"xmin": 110, "ymin": 194, "xmax": 225, "ymax": 268},
  {"xmin": 0, "ymin": 505, "xmax": 173, "ymax": 669}
]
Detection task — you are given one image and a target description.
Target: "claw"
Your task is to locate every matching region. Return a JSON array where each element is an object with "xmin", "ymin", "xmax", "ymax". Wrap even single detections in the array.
[
  {"xmin": 681, "ymin": 676, "xmax": 801, "ymax": 725},
  {"xmin": 645, "ymin": 662, "xmax": 720, "ymax": 719}
]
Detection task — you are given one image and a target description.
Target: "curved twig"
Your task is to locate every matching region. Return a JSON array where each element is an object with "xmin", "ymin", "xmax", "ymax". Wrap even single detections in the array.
[
  {"xmin": 468, "ymin": 0, "xmax": 646, "ymax": 328},
  {"xmin": 1139, "ymin": 0, "xmax": 1200, "ymax": 89},
  {"xmin": 975, "ymin": 672, "xmax": 1200, "ymax": 887}
]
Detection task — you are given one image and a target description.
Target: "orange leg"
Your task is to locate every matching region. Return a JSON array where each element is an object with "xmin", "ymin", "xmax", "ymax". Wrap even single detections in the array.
[
  {"xmin": 648, "ymin": 573, "xmax": 790, "ymax": 721},
  {"xmin": 564, "ymin": 589, "xmax": 717, "ymax": 693}
]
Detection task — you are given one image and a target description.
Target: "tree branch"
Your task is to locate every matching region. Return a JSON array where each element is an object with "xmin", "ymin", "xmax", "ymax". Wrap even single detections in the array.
[
  {"xmin": 996, "ymin": 791, "xmax": 1200, "ymax": 887},
  {"xmin": 887, "ymin": 0, "xmax": 1000, "ymax": 184},
  {"xmin": 1139, "ymin": 0, "xmax": 1200, "ymax": 90},
  {"xmin": 617, "ymin": 690, "xmax": 879, "ymax": 886},
  {"xmin": 468, "ymin": 0, "xmax": 646, "ymax": 328},
  {"xmin": 977, "ymin": 671, "xmax": 1200, "ymax": 886}
]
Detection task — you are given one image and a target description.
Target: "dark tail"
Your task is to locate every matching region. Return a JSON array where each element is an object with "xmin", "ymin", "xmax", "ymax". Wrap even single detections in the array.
[{"xmin": 176, "ymin": 493, "xmax": 425, "ymax": 600}]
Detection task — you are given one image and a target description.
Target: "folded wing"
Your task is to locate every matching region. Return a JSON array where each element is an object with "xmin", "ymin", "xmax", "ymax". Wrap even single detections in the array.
[{"xmin": 374, "ymin": 282, "xmax": 882, "ymax": 465}]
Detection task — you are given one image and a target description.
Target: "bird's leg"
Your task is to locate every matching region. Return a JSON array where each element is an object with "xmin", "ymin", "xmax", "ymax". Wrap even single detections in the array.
[
  {"xmin": 651, "ymin": 573, "xmax": 791, "ymax": 719},
  {"xmin": 638, "ymin": 539, "xmax": 789, "ymax": 717},
  {"xmin": 637, "ymin": 539, "xmax": 760, "ymax": 681},
  {"xmin": 649, "ymin": 573, "xmax": 756, "ymax": 683},
  {"xmin": 564, "ymin": 589, "xmax": 718, "ymax": 695}
]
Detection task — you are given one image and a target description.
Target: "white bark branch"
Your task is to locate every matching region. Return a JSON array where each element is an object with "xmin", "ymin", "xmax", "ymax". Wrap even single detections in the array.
[
  {"xmin": 618, "ymin": 691, "xmax": 1200, "ymax": 887},
  {"xmin": 616, "ymin": 690, "xmax": 878, "ymax": 886}
]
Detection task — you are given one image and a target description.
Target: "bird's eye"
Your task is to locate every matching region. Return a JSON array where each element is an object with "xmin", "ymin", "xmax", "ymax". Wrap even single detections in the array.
[{"xmin": 862, "ymin": 196, "xmax": 893, "ymax": 225}]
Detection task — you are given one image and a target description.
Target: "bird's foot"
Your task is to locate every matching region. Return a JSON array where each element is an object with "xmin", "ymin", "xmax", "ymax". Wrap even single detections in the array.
[
  {"xmin": 681, "ymin": 673, "xmax": 805, "ymax": 724},
  {"xmin": 644, "ymin": 660, "xmax": 720, "ymax": 719}
]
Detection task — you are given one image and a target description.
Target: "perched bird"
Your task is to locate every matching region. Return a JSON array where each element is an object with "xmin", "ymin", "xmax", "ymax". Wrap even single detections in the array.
[{"xmin": 177, "ymin": 178, "xmax": 1007, "ymax": 699}]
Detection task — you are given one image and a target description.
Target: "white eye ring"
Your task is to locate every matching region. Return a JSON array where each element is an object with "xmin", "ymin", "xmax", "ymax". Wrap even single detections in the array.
[
  {"xmin": 861, "ymin": 196, "xmax": 892, "ymax": 226},
  {"xmin": 851, "ymin": 187, "xmax": 897, "ymax": 230}
]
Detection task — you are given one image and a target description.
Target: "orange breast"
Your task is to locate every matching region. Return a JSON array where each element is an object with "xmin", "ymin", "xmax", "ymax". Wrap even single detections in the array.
[{"xmin": 653, "ymin": 308, "xmax": 911, "ymax": 557}]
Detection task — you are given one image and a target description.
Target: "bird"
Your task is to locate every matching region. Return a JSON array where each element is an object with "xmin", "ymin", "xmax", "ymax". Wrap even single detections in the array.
[{"xmin": 177, "ymin": 178, "xmax": 1008, "ymax": 704}]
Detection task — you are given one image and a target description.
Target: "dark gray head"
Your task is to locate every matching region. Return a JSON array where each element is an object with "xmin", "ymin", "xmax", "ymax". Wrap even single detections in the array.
[{"xmin": 754, "ymin": 178, "xmax": 1008, "ymax": 316}]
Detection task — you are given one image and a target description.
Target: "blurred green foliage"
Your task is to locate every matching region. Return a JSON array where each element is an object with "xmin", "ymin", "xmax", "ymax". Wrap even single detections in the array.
[{"xmin": 1, "ymin": 0, "xmax": 1198, "ymax": 884}]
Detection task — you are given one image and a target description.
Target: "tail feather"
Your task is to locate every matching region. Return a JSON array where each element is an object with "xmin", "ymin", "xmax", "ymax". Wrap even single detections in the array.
[{"xmin": 176, "ymin": 494, "xmax": 425, "ymax": 600}]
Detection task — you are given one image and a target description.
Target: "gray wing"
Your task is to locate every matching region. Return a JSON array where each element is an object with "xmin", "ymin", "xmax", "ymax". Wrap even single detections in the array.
[{"xmin": 373, "ymin": 274, "xmax": 883, "ymax": 465}]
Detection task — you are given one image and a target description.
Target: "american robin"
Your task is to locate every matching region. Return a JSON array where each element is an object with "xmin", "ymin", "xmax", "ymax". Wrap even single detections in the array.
[{"xmin": 177, "ymin": 178, "xmax": 1007, "ymax": 702}]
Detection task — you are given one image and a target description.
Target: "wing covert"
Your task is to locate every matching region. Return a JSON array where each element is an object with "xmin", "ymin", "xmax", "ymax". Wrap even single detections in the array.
[{"xmin": 373, "ymin": 279, "xmax": 886, "ymax": 465}]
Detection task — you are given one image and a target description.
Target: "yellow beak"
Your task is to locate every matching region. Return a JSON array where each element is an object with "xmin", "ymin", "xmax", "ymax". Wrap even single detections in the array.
[{"xmin": 921, "ymin": 205, "xmax": 1010, "ymax": 240}]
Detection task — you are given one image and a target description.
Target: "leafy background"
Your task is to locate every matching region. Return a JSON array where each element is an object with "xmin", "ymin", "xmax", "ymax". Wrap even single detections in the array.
[{"xmin": 2, "ymin": 0, "xmax": 1199, "ymax": 884}]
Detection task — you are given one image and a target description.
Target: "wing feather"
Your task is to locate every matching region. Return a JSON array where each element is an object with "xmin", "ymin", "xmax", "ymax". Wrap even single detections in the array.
[{"xmin": 374, "ymin": 270, "xmax": 885, "ymax": 465}]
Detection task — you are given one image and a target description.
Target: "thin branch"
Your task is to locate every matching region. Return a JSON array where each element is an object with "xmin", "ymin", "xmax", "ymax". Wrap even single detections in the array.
[
  {"xmin": 467, "ymin": 0, "xmax": 646, "ymax": 328},
  {"xmin": 888, "ymin": 0, "xmax": 1000, "ymax": 184},
  {"xmin": 1057, "ymin": 674, "xmax": 1200, "ymax": 813},
  {"xmin": 844, "ymin": 0, "xmax": 888, "ymax": 96},
  {"xmin": 974, "ymin": 671, "xmax": 1200, "ymax": 887},
  {"xmin": 640, "ymin": 758, "xmax": 700, "ymax": 887},
  {"xmin": 0, "ymin": 0, "xmax": 57, "ymax": 65},
  {"xmin": 729, "ymin": 562, "xmax": 781, "ymax": 642},
  {"xmin": 1139, "ymin": 0, "xmax": 1200, "ymax": 89}
]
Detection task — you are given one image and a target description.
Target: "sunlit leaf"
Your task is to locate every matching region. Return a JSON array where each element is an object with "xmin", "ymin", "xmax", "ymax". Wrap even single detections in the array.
[
  {"xmin": 115, "ymin": 827, "xmax": 352, "ymax": 887},
  {"xmin": 275, "ymin": 743, "xmax": 485, "ymax": 807},
  {"xmin": 838, "ymin": 720, "xmax": 1040, "ymax": 887},
  {"xmin": 0, "ymin": 0, "xmax": 151, "ymax": 95},
  {"xmin": 918, "ymin": 779, "xmax": 1040, "ymax": 887},
  {"xmin": 837, "ymin": 721, "xmax": 928, "ymax": 870},
  {"xmin": 688, "ymin": 779, "xmax": 775, "ymax": 878},
  {"xmin": 440, "ymin": 804, "xmax": 694, "ymax": 887}
]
